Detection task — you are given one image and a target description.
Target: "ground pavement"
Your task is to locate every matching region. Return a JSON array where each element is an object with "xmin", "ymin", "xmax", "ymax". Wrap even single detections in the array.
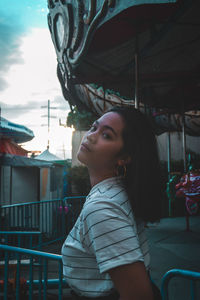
[{"xmin": 146, "ymin": 215, "xmax": 200, "ymax": 299}]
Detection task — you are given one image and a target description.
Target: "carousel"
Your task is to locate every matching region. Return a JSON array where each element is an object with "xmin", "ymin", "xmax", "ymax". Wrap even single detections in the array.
[
  {"xmin": 0, "ymin": 117, "xmax": 34, "ymax": 156},
  {"xmin": 47, "ymin": 0, "xmax": 200, "ymax": 228}
]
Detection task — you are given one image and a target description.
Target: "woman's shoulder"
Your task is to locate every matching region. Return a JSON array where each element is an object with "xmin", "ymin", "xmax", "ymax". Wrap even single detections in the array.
[{"xmin": 81, "ymin": 183, "xmax": 130, "ymax": 225}]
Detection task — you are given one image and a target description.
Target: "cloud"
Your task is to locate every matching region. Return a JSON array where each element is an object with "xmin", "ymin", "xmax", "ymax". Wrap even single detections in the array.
[
  {"xmin": 0, "ymin": 100, "xmax": 47, "ymax": 120},
  {"xmin": 0, "ymin": 12, "xmax": 25, "ymax": 91},
  {"xmin": 0, "ymin": 96, "xmax": 69, "ymax": 128},
  {"xmin": 0, "ymin": 77, "xmax": 8, "ymax": 90},
  {"xmin": 0, "ymin": 28, "xmax": 60, "ymax": 105},
  {"xmin": 53, "ymin": 95, "xmax": 70, "ymax": 110},
  {"xmin": 0, "ymin": 2, "xmax": 72, "ymax": 157}
]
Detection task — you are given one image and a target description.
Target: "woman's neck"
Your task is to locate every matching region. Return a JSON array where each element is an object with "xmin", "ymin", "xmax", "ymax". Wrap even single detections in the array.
[{"xmin": 88, "ymin": 168, "xmax": 116, "ymax": 188}]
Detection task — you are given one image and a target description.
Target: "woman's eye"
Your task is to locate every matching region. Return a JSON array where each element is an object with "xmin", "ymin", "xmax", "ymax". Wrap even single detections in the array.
[{"xmin": 102, "ymin": 132, "xmax": 111, "ymax": 139}]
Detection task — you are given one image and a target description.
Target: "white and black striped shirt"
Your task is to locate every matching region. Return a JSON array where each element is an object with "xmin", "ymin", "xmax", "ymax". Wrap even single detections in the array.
[{"xmin": 62, "ymin": 177, "xmax": 150, "ymax": 297}]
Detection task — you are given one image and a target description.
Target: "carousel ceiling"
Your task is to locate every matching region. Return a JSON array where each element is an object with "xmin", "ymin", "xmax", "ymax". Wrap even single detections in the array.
[{"xmin": 47, "ymin": 0, "xmax": 200, "ymax": 126}]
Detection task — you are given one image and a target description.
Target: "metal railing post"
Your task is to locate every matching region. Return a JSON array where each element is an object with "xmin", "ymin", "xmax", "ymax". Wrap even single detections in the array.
[
  {"xmin": 4, "ymin": 251, "xmax": 9, "ymax": 300},
  {"xmin": 161, "ymin": 269, "xmax": 200, "ymax": 300},
  {"xmin": 58, "ymin": 260, "xmax": 63, "ymax": 300},
  {"xmin": 16, "ymin": 252, "xmax": 21, "ymax": 300}
]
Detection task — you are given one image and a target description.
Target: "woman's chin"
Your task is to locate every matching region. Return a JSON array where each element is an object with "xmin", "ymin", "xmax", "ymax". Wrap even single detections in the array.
[{"xmin": 77, "ymin": 151, "xmax": 87, "ymax": 165}]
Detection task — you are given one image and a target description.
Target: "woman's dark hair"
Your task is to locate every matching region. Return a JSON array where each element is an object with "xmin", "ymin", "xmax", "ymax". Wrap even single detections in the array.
[{"xmin": 109, "ymin": 106, "xmax": 162, "ymax": 223}]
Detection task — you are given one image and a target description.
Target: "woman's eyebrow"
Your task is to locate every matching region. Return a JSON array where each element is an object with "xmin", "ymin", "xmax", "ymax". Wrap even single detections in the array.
[
  {"xmin": 93, "ymin": 120, "xmax": 117, "ymax": 136},
  {"xmin": 96, "ymin": 120, "xmax": 117, "ymax": 136},
  {"xmin": 103, "ymin": 125, "xmax": 117, "ymax": 136}
]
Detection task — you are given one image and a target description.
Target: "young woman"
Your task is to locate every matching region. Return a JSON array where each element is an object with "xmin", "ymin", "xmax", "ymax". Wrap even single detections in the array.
[{"xmin": 62, "ymin": 106, "xmax": 162, "ymax": 300}]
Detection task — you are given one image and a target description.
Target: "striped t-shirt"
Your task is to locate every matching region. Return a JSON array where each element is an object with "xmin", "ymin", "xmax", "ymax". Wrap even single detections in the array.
[{"xmin": 62, "ymin": 176, "xmax": 150, "ymax": 297}]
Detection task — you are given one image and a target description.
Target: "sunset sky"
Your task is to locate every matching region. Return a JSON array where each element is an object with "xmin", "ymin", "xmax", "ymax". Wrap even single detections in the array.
[{"xmin": 0, "ymin": 0, "xmax": 73, "ymax": 159}]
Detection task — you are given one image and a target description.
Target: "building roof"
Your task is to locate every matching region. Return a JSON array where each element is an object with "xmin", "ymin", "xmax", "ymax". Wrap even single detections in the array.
[
  {"xmin": 35, "ymin": 149, "xmax": 63, "ymax": 161},
  {"xmin": 0, "ymin": 153, "xmax": 54, "ymax": 168}
]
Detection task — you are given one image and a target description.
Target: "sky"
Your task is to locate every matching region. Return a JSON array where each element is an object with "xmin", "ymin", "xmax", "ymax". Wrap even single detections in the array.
[{"xmin": 0, "ymin": 0, "xmax": 73, "ymax": 159}]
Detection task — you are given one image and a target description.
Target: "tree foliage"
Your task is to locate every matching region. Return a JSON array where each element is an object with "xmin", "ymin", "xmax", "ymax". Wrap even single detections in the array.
[{"xmin": 67, "ymin": 107, "xmax": 96, "ymax": 131}]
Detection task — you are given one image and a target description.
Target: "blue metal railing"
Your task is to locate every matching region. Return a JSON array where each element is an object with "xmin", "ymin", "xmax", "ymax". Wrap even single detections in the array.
[
  {"xmin": 1, "ymin": 199, "xmax": 62, "ymax": 232},
  {"xmin": 0, "ymin": 244, "xmax": 69, "ymax": 300},
  {"xmin": 1, "ymin": 197, "xmax": 86, "ymax": 245},
  {"xmin": 161, "ymin": 269, "xmax": 200, "ymax": 300}
]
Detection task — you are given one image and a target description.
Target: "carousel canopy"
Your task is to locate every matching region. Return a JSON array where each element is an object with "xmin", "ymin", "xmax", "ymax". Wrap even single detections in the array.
[
  {"xmin": 0, "ymin": 138, "xmax": 28, "ymax": 156},
  {"xmin": 48, "ymin": 0, "xmax": 200, "ymax": 112},
  {"xmin": 0, "ymin": 117, "xmax": 34, "ymax": 143}
]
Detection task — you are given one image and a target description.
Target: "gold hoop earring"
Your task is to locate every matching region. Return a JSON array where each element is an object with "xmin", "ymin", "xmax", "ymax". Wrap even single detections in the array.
[{"xmin": 116, "ymin": 165, "xmax": 127, "ymax": 178}]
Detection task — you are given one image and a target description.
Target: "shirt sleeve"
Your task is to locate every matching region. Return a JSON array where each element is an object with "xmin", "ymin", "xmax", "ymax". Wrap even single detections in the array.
[{"xmin": 80, "ymin": 200, "xmax": 144, "ymax": 274}]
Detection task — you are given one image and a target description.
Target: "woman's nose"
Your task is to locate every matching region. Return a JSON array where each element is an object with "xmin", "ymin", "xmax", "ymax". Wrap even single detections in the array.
[{"xmin": 87, "ymin": 131, "xmax": 96, "ymax": 143}]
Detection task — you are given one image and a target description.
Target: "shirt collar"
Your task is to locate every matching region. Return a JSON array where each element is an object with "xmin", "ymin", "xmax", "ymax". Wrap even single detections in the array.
[{"xmin": 87, "ymin": 176, "xmax": 123, "ymax": 197}]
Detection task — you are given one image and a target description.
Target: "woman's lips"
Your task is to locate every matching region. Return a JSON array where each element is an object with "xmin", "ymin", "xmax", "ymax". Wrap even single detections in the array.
[{"xmin": 81, "ymin": 143, "xmax": 91, "ymax": 151}]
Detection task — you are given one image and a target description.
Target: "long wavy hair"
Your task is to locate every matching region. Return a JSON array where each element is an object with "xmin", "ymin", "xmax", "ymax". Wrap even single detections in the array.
[{"xmin": 108, "ymin": 106, "xmax": 162, "ymax": 223}]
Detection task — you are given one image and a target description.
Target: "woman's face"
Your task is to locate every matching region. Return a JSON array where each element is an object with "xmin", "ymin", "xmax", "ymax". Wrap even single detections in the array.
[{"xmin": 77, "ymin": 112, "xmax": 125, "ymax": 174}]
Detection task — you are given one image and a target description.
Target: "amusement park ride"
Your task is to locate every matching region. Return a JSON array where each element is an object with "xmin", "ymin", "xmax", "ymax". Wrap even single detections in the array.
[{"xmin": 47, "ymin": 0, "xmax": 200, "ymax": 224}]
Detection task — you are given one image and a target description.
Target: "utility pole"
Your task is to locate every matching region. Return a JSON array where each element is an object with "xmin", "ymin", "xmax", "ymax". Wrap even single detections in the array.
[
  {"xmin": 0, "ymin": 106, "xmax": 1, "ymax": 141},
  {"xmin": 41, "ymin": 100, "xmax": 57, "ymax": 150}
]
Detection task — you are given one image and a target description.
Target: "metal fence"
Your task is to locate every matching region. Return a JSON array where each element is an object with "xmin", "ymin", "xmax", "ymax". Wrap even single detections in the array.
[
  {"xmin": 1, "ymin": 197, "xmax": 86, "ymax": 245},
  {"xmin": 0, "ymin": 197, "xmax": 86, "ymax": 299},
  {"xmin": 1, "ymin": 244, "xmax": 200, "ymax": 299},
  {"xmin": 161, "ymin": 269, "xmax": 200, "ymax": 300},
  {"xmin": 0, "ymin": 244, "xmax": 68, "ymax": 300}
]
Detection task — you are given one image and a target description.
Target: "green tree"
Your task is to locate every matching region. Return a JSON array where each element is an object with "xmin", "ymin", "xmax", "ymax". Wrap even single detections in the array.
[{"xmin": 67, "ymin": 107, "xmax": 96, "ymax": 131}]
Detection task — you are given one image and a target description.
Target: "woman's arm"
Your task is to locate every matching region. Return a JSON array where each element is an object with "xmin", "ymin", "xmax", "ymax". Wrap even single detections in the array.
[{"xmin": 108, "ymin": 261, "xmax": 154, "ymax": 300}]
